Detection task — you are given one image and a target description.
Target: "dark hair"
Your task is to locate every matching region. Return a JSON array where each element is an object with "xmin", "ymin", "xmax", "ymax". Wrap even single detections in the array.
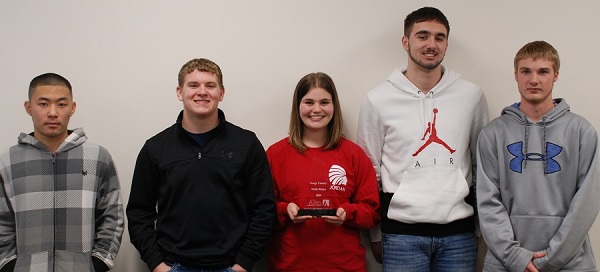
[
  {"xmin": 28, "ymin": 73, "xmax": 72, "ymax": 99},
  {"xmin": 404, "ymin": 7, "xmax": 450, "ymax": 37},
  {"xmin": 178, "ymin": 58, "xmax": 224, "ymax": 88},
  {"xmin": 289, "ymin": 72, "xmax": 343, "ymax": 153}
]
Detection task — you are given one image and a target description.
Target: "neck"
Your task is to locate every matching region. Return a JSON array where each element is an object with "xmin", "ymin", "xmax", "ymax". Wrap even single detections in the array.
[
  {"xmin": 182, "ymin": 111, "xmax": 219, "ymax": 134},
  {"xmin": 404, "ymin": 64, "xmax": 443, "ymax": 94},
  {"xmin": 36, "ymin": 133, "xmax": 68, "ymax": 154},
  {"xmin": 519, "ymin": 99, "xmax": 555, "ymax": 122},
  {"xmin": 302, "ymin": 128, "xmax": 328, "ymax": 148}
]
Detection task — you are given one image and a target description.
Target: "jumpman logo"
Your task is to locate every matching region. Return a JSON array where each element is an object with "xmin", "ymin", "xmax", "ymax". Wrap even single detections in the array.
[
  {"xmin": 507, "ymin": 141, "xmax": 562, "ymax": 174},
  {"xmin": 412, "ymin": 108, "xmax": 455, "ymax": 157}
]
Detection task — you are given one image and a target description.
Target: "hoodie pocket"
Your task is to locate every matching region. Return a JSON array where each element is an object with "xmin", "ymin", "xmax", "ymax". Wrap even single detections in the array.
[
  {"xmin": 54, "ymin": 250, "xmax": 94, "ymax": 271},
  {"xmin": 387, "ymin": 166, "xmax": 473, "ymax": 224}
]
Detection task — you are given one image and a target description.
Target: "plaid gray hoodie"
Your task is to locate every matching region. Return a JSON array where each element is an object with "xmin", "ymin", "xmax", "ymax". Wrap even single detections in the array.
[{"xmin": 0, "ymin": 128, "xmax": 123, "ymax": 272}]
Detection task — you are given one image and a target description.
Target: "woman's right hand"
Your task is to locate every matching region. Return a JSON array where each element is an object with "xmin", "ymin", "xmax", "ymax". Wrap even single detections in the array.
[{"xmin": 287, "ymin": 202, "xmax": 312, "ymax": 223}]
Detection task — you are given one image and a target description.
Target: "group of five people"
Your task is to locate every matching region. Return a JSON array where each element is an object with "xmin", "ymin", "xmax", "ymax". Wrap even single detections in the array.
[{"xmin": 0, "ymin": 6, "xmax": 598, "ymax": 272}]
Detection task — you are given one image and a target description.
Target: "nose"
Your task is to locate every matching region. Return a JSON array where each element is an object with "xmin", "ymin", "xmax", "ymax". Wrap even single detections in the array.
[
  {"xmin": 529, "ymin": 74, "xmax": 540, "ymax": 85},
  {"xmin": 426, "ymin": 36, "xmax": 436, "ymax": 48},
  {"xmin": 312, "ymin": 103, "xmax": 323, "ymax": 113},
  {"xmin": 48, "ymin": 104, "xmax": 58, "ymax": 117}
]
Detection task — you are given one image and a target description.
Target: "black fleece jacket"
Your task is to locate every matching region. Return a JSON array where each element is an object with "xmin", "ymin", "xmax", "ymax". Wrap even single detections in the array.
[{"xmin": 127, "ymin": 110, "xmax": 276, "ymax": 271}]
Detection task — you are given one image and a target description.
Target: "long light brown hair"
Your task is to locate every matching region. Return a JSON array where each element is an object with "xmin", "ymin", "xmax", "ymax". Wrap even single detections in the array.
[{"xmin": 289, "ymin": 72, "xmax": 343, "ymax": 153}]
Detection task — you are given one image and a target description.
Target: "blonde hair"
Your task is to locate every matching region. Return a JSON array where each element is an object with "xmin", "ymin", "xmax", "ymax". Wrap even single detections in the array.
[
  {"xmin": 178, "ymin": 58, "xmax": 224, "ymax": 88},
  {"xmin": 514, "ymin": 41, "xmax": 560, "ymax": 72}
]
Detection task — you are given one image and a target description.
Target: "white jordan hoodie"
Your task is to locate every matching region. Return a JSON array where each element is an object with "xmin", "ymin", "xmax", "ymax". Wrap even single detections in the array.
[{"xmin": 358, "ymin": 66, "xmax": 488, "ymax": 232}]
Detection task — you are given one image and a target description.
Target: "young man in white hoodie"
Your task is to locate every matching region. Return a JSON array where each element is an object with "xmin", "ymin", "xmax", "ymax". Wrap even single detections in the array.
[{"xmin": 357, "ymin": 7, "xmax": 488, "ymax": 271}]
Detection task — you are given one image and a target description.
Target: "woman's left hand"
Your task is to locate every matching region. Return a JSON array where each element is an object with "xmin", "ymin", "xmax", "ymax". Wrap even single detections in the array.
[{"xmin": 321, "ymin": 207, "xmax": 346, "ymax": 226}]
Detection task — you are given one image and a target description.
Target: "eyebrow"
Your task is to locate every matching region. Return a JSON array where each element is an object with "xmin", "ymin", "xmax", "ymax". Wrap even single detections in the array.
[
  {"xmin": 414, "ymin": 30, "xmax": 447, "ymax": 38},
  {"xmin": 36, "ymin": 96, "xmax": 70, "ymax": 101}
]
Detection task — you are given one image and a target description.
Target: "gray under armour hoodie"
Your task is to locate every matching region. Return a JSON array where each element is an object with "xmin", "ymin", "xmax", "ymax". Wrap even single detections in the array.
[{"xmin": 477, "ymin": 98, "xmax": 600, "ymax": 271}]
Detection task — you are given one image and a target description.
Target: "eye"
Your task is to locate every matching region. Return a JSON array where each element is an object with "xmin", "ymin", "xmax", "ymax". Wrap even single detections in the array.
[{"xmin": 38, "ymin": 102, "xmax": 48, "ymax": 106}]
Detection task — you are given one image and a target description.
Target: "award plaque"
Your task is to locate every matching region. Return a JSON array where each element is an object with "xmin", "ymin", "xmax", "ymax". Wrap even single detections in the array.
[
  {"xmin": 297, "ymin": 180, "xmax": 337, "ymax": 217},
  {"xmin": 297, "ymin": 208, "xmax": 337, "ymax": 217}
]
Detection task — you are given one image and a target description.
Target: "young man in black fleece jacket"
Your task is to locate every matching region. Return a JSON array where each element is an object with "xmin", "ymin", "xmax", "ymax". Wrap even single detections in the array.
[{"xmin": 127, "ymin": 58, "xmax": 276, "ymax": 272}]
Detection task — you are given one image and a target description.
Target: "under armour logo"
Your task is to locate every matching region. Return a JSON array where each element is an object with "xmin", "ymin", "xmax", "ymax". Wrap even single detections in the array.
[
  {"xmin": 82, "ymin": 169, "xmax": 88, "ymax": 176},
  {"xmin": 413, "ymin": 108, "xmax": 455, "ymax": 156},
  {"xmin": 220, "ymin": 150, "xmax": 234, "ymax": 159},
  {"xmin": 507, "ymin": 141, "xmax": 562, "ymax": 174}
]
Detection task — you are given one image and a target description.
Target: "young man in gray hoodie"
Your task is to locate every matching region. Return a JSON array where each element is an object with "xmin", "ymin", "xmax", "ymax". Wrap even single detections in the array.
[{"xmin": 477, "ymin": 41, "xmax": 600, "ymax": 272}]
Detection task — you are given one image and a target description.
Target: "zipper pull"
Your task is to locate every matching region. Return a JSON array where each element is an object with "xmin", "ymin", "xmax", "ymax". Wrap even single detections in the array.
[{"xmin": 198, "ymin": 152, "xmax": 202, "ymax": 159}]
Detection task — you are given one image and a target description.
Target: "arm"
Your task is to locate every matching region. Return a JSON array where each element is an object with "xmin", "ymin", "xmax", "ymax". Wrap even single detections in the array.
[
  {"xmin": 0, "ymin": 172, "xmax": 17, "ymax": 271},
  {"xmin": 234, "ymin": 137, "xmax": 276, "ymax": 271},
  {"xmin": 470, "ymin": 91, "xmax": 489, "ymax": 235},
  {"xmin": 92, "ymin": 150, "xmax": 124, "ymax": 272},
  {"xmin": 476, "ymin": 130, "xmax": 534, "ymax": 271},
  {"xmin": 357, "ymin": 97, "xmax": 385, "ymax": 261},
  {"xmin": 337, "ymin": 146, "xmax": 380, "ymax": 229},
  {"xmin": 126, "ymin": 143, "xmax": 164, "ymax": 271},
  {"xmin": 533, "ymin": 126, "xmax": 600, "ymax": 270}
]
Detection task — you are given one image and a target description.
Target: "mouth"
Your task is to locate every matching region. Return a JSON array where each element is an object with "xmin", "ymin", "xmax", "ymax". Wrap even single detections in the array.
[
  {"xmin": 45, "ymin": 122, "xmax": 60, "ymax": 127},
  {"xmin": 308, "ymin": 115, "xmax": 326, "ymax": 121},
  {"xmin": 423, "ymin": 50, "xmax": 438, "ymax": 58},
  {"xmin": 527, "ymin": 88, "xmax": 542, "ymax": 92}
]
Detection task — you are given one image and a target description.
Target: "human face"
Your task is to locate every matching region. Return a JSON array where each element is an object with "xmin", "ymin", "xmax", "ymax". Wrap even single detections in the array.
[
  {"xmin": 177, "ymin": 70, "xmax": 224, "ymax": 119},
  {"xmin": 515, "ymin": 57, "xmax": 558, "ymax": 106},
  {"xmin": 25, "ymin": 85, "xmax": 76, "ymax": 143},
  {"xmin": 403, "ymin": 21, "xmax": 448, "ymax": 71},
  {"xmin": 299, "ymin": 87, "xmax": 334, "ymax": 134}
]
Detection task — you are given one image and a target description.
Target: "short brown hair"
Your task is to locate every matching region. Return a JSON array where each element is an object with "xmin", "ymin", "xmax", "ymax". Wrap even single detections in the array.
[
  {"xmin": 514, "ymin": 41, "xmax": 560, "ymax": 72},
  {"xmin": 289, "ymin": 72, "xmax": 343, "ymax": 153},
  {"xmin": 178, "ymin": 58, "xmax": 224, "ymax": 88}
]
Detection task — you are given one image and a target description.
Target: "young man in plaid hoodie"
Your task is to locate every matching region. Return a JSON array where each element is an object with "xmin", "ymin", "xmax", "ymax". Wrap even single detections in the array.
[{"xmin": 0, "ymin": 73, "xmax": 124, "ymax": 272}]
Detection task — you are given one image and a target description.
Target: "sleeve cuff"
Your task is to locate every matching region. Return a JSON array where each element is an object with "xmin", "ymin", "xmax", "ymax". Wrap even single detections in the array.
[
  {"xmin": 0, "ymin": 259, "xmax": 16, "ymax": 272},
  {"xmin": 92, "ymin": 256, "xmax": 109, "ymax": 272}
]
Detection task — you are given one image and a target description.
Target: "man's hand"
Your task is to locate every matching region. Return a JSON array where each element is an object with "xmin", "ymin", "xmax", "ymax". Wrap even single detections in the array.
[
  {"xmin": 152, "ymin": 262, "xmax": 171, "ymax": 272},
  {"xmin": 370, "ymin": 241, "xmax": 383, "ymax": 263},
  {"xmin": 524, "ymin": 251, "xmax": 546, "ymax": 272},
  {"xmin": 231, "ymin": 264, "xmax": 247, "ymax": 272}
]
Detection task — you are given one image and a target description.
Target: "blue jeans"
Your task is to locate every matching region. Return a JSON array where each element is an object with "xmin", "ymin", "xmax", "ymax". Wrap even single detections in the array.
[
  {"xmin": 166, "ymin": 262, "xmax": 236, "ymax": 272},
  {"xmin": 382, "ymin": 233, "xmax": 477, "ymax": 272}
]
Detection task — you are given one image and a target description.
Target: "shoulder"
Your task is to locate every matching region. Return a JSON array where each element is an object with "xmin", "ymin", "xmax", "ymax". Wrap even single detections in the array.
[
  {"xmin": 80, "ymin": 141, "xmax": 115, "ymax": 162},
  {"xmin": 336, "ymin": 138, "xmax": 370, "ymax": 158},
  {"xmin": 448, "ymin": 78, "xmax": 484, "ymax": 96},
  {"xmin": 266, "ymin": 138, "xmax": 292, "ymax": 156}
]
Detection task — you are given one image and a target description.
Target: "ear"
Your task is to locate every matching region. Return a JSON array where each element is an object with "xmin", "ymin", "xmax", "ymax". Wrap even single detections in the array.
[
  {"xmin": 514, "ymin": 70, "xmax": 518, "ymax": 82},
  {"xmin": 176, "ymin": 86, "xmax": 183, "ymax": 101},
  {"xmin": 24, "ymin": 100, "xmax": 31, "ymax": 116},
  {"xmin": 554, "ymin": 71, "xmax": 559, "ymax": 82},
  {"xmin": 219, "ymin": 87, "xmax": 225, "ymax": 101},
  {"xmin": 402, "ymin": 36, "xmax": 409, "ymax": 51},
  {"xmin": 71, "ymin": 101, "xmax": 77, "ymax": 116}
]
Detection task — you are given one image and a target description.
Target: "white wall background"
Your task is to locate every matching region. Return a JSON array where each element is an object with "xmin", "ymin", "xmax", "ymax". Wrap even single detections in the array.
[{"xmin": 1, "ymin": 1, "xmax": 598, "ymax": 271}]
